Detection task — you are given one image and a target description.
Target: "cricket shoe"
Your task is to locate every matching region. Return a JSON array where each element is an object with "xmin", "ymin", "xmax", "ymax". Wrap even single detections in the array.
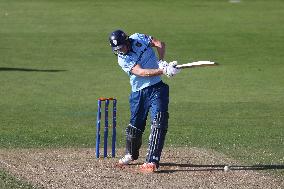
[
  {"xmin": 139, "ymin": 162, "xmax": 158, "ymax": 173},
  {"xmin": 118, "ymin": 154, "xmax": 133, "ymax": 165}
]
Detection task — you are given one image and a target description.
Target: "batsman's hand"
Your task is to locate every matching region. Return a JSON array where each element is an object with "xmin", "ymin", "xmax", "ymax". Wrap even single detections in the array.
[
  {"xmin": 165, "ymin": 61, "xmax": 181, "ymax": 78},
  {"xmin": 158, "ymin": 60, "xmax": 168, "ymax": 73}
]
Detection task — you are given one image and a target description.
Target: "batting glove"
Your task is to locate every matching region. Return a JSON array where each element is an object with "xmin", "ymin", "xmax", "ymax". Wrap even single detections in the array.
[
  {"xmin": 158, "ymin": 60, "xmax": 169, "ymax": 73},
  {"xmin": 165, "ymin": 61, "xmax": 181, "ymax": 78}
]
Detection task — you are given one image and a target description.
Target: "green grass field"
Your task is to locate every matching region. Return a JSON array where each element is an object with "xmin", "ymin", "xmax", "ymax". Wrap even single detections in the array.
[{"xmin": 1, "ymin": 0, "xmax": 284, "ymax": 188}]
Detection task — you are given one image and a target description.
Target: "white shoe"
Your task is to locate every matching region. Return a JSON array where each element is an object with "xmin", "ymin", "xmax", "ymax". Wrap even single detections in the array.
[{"xmin": 118, "ymin": 154, "xmax": 133, "ymax": 165}]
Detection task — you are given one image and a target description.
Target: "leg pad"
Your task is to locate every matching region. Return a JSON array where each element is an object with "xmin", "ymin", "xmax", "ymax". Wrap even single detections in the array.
[
  {"xmin": 125, "ymin": 124, "xmax": 142, "ymax": 160},
  {"xmin": 147, "ymin": 112, "xmax": 169, "ymax": 164}
]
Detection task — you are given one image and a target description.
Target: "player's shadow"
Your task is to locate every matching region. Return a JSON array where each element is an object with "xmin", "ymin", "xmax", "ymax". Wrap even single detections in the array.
[
  {"xmin": 158, "ymin": 163, "xmax": 284, "ymax": 173},
  {"xmin": 0, "ymin": 67, "xmax": 67, "ymax": 72}
]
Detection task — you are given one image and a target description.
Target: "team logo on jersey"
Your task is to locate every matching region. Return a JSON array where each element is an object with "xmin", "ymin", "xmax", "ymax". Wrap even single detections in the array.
[
  {"xmin": 112, "ymin": 40, "xmax": 117, "ymax": 45},
  {"xmin": 135, "ymin": 42, "xmax": 142, "ymax": 47}
]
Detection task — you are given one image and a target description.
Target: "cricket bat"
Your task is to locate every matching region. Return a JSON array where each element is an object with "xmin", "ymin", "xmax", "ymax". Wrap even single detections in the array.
[{"xmin": 175, "ymin": 61, "xmax": 217, "ymax": 69}]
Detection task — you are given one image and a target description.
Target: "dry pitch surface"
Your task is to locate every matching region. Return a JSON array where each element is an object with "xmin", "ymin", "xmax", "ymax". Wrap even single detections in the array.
[{"xmin": 0, "ymin": 147, "xmax": 283, "ymax": 189}]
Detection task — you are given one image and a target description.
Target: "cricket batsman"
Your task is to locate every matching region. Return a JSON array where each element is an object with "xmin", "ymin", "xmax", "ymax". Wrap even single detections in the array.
[{"xmin": 109, "ymin": 29, "xmax": 180, "ymax": 172}]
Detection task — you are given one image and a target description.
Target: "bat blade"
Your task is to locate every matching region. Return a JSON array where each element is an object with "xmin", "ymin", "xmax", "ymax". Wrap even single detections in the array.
[{"xmin": 175, "ymin": 61, "xmax": 217, "ymax": 69}]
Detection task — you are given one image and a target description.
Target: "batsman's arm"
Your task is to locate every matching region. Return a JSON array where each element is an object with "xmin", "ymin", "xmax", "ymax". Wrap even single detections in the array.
[
  {"xmin": 131, "ymin": 64, "xmax": 163, "ymax": 77},
  {"xmin": 151, "ymin": 37, "xmax": 165, "ymax": 61}
]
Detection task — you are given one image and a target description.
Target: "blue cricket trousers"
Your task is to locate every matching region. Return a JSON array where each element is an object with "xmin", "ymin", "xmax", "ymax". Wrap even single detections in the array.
[{"xmin": 129, "ymin": 81, "xmax": 169, "ymax": 132}]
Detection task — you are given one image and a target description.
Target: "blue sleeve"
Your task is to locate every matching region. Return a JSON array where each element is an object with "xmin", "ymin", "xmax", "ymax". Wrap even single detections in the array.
[{"xmin": 133, "ymin": 33, "xmax": 152, "ymax": 46}]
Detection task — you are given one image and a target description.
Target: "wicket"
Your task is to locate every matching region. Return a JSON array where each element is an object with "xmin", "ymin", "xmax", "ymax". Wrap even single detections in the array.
[{"xmin": 96, "ymin": 97, "xmax": 117, "ymax": 158}]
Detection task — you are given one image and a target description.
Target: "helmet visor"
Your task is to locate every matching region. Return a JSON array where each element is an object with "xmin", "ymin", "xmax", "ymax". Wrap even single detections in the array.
[
  {"xmin": 112, "ymin": 44, "xmax": 124, "ymax": 51},
  {"xmin": 112, "ymin": 44, "xmax": 128, "ymax": 55}
]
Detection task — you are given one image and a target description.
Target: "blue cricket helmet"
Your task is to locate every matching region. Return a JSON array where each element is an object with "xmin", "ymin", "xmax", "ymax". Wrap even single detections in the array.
[{"xmin": 109, "ymin": 30, "xmax": 129, "ymax": 52}]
